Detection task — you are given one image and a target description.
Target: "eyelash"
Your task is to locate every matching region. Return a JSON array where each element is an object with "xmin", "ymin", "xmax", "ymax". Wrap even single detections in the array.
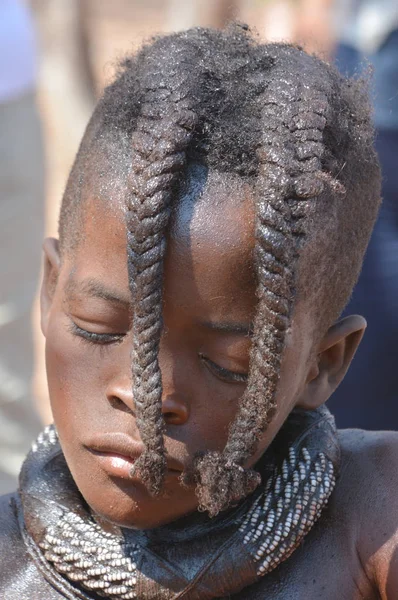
[
  {"xmin": 68, "ymin": 322, "xmax": 248, "ymax": 384},
  {"xmin": 199, "ymin": 354, "xmax": 248, "ymax": 384},
  {"xmin": 68, "ymin": 321, "xmax": 125, "ymax": 346}
]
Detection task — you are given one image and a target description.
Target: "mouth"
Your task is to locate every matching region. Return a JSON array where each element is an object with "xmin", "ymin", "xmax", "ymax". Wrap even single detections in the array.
[{"xmin": 84, "ymin": 433, "xmax": 184, "ymax": 480}]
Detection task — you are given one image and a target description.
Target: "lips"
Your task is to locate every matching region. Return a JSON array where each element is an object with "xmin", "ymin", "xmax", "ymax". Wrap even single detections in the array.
[{"xmin": 84, "ymin": 432, "xmax": 184, "ymax": 479}]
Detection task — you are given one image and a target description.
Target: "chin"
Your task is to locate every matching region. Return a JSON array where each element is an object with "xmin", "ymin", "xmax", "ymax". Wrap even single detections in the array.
[
  {"xmin": 63, "ymin": 445, "xmax": 199, "ymax": 529},
  {"xmin": 77, "ymin": 475, "xmax": 198, "ymax": 530}
]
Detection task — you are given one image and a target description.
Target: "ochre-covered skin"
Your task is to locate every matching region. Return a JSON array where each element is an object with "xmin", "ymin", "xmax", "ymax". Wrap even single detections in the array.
[
  {"xmin": 14, "ymin": 407, "xmax": 338, "ymax": 598},
  {"xmin": 1, "ymin": 27, "xmax": 396, "ymax": 599},
  {"xmin": 31, "ymin": 175, "xmax": 398, "ymax": 596},
  {"xmin": 42, "ymin": 173, "xmax": 350, "ymax": 529},
  {"xmin": 58, "ymin": 27, "xmax": 382, "ymax": 519},
  {"xmin": 243, "ymin": 429, "xmax": 398, "ymax": 599},
  {"xmin": 1, "ymin": 431, "xmax": 398, "ymax": 598}
]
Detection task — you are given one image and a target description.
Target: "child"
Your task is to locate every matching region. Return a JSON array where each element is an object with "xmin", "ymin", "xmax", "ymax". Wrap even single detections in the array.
[{"xmin": 0, "ymin": 25, "xmax": 397, "ymax": 599}]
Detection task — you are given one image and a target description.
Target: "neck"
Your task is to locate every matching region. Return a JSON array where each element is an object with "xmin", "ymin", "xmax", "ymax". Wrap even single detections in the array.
[{"xmin": 18, "ymin": 406, "xmax": 339, "ymax": 600}]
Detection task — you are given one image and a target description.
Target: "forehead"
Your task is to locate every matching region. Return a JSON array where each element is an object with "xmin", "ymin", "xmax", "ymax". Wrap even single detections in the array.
[
  {"xmin": 168, "ymin": 167, "xmax": 256, "ymax": 311},
  {"xmin": 64, "ymin": 167, "xmax": 257, "ymax": 319},
  {"xmin": 60, "ymin": 163, "xmax": 318, "ymax": 418},
  {"xmin": 172, "ymin": 166, "xmax": 255, "ymax": 251}
]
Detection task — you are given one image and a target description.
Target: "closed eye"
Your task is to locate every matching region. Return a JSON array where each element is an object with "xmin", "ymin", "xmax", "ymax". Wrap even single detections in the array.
[
  {"xmin": 68, "ymin": 320, "xmax": 248, "ymax": 384},
  {"xmin": 68, "ymin": 320, "xmax": 125, "ymax": 346},
  {"xmin": 199, "ymin": 353, "xmax": 248, "ymax": 384}
]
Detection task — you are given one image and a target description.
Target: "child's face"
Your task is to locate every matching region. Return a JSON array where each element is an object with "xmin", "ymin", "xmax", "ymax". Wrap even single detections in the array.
[{"xmin": 41, "ymin": 172, "xmax": 335, "ymax": 529}]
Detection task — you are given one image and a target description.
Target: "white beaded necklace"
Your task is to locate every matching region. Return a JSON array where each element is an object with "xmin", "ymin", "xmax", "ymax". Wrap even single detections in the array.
[{"xmin": 21, "ymin": 408, "xmax": 339, "ymax": 600}]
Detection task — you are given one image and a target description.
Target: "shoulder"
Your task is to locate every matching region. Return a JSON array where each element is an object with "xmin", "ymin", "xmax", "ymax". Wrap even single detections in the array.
[
  {"xmin": 0, "ymin": 492, "xmax": 30, "ymax": 589},
  {"xmin": 338, "ymin": 429, "xmax": 398, "ymax": 499},
  {"xmin": 338, "ymin": 428, "xmax": 398, "ymax": 477},
  {"xmin": 0, "ymin": 492, "xmax": 28, "ymax": 571},
  {"xmin": 0, "ymin": 492, "xmax": 65, "ymax": 598},
  {"xmin": 337, "ymin": 429, "xmax": 398, "ymax": 597},
  {"xmin": 0, "ymin": 492, "xmax": 21, "ymax": 547},
  {"xmin": 337, "ymin": 428, "xmax": 398, "ymax": 515}
]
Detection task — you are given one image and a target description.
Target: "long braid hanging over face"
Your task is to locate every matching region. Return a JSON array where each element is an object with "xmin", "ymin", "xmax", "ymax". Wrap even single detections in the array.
[
  {"xmin": 125, "ymin": 40, "xmax": 201, "ymax": 494},
  {"xmin": 124, "ymin": 27, "xmax": 265, "ymax": 497},
  {"xmin": 193, "ymin": 48, "xmax": 333, "ymax": 516},
  {"xmin": 63, "ymin": 26, "xmax": 379, "ymax": 515}
]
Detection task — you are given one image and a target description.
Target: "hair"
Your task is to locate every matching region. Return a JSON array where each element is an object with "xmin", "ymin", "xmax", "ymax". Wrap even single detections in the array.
[{"xmin": 59, "ymin": 25, "xmax": 381, "ymax": 516}]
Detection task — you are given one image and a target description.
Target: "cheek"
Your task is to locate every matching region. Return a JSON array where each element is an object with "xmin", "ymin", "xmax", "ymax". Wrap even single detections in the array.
[
  {"xmin": 45, "ymin": 313, "xmax": 109, "ymax": 432},
  {"xmin": 248, "ymin": 327, "xmax": 314, "ymax": 466},
  {"xmin": 277, "ymin": 322, "xmax": 313, "ymax": 408},
  {"xmin": 171, "ymin": 366, "xmax": 244, "ymax": 453},
  {"xmin": 199, "ymin": 387, "xmax": 242, "ymax": 448},
  {"xmin": 45, "ymin": 310, "xmax": 245, "ymax": 457}
]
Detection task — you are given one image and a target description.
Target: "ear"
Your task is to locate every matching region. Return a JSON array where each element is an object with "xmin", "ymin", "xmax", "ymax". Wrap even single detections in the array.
[
  {"xmin": 296, "ymin": 315, "xmax": 367, "ymax": 410},
  {"xmin": 40, "ymin": 238, "xmax": 61, "ymax": 338}
]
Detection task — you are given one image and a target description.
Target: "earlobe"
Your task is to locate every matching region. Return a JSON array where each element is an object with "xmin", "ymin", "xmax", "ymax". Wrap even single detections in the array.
[
  {"xmin": 40, "ymin": 238, "xmax": 61, "ymax": 337},
  {"xmin": 297, "ymin": 315, "xmax": 367, "ymax": 410}
]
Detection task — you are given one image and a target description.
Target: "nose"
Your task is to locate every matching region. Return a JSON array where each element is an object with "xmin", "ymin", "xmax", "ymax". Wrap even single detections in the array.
[
  {"xmin": 106, "ymin": 375, "xmax": 135, "ymax": 413},
  {"xmin": 106, "ymin": 377, "xmax": 189, "ymax": 425},
  {"xmin": 161, "ymin": 393, "xmax": 189, "ymax": 425}
]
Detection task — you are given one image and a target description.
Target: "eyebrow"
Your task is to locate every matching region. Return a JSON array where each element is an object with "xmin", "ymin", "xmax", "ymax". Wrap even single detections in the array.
[
  {"xmin": 199, "ymin": 320, "xmax": 253, "ymax": 336},
  {"xmin": 65, "ymin": 279, "xmax": 252, "ymax": 334},
  {"xmin": 65, "ymin": 277, "xmax": 131, "ymax": 307}
]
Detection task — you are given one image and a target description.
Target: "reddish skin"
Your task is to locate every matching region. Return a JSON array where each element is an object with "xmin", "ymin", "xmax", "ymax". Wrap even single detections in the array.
[{"xmin": 41, "ymin": 173, "xmax": 398, "ymax": 598}]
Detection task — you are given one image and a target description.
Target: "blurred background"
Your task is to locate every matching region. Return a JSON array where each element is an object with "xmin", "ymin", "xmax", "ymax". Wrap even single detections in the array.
[{"xmin": 1, "ymin": 0, "xmax": 397, "ymax": 493}]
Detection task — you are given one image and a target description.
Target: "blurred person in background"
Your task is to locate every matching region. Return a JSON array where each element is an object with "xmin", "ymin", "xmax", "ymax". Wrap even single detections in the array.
[
  {"xmin": 327, "ymin": 0, "xmax": 398, "ymax": 429},
  {"xmin": 166, "ymin": 0, "xmax": 237, "ymax": 30},
  {"xmin": 0, "ymin": 0, "xmax": 44, "ymax": 492}
]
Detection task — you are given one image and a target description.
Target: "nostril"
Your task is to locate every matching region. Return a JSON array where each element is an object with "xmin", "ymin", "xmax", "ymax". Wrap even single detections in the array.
[
  {"xmin": 109, "ymin": 396, "xmax": 130, "ymax": 412},
  {"xmin": 163, "ymin": 411, "xmax": 186, "ymax": 425},
  {"xmin": 106, "ymin": 379, "xmax": 135, "ymax": 414},
  {"xmin": 161, "ymin": 396, "xmax": 189, "ymax": 425}
]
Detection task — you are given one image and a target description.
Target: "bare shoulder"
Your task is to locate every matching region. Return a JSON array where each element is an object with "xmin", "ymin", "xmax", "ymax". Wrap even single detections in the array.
[
  {"xmin": 338, "ymin": 429, "xmax": 398, "ymax": 598},
  {"xmin": 0, "ymin": 492, "xmax": 20, "ymax": 542},
  {"xmin": 338, "ymin": 428, "xmax": 398, "ymax": 478},
  {"xmin": 337, "ymin": 428, "xmax": 398, "ymax": 516},
  {"xmin": 338, "ymin": 428, "xmax": 398, "ymax": 502},
  {"xmin": 0, "ymin": 493, "xmax": 26, "ymax": 584}
]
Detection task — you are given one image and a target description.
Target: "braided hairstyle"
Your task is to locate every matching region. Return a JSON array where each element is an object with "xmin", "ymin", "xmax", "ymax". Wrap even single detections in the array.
[
  {"xmin": 125, "ymin": 42, "xmax": 201, "ymax": 494},
  {"xmin": 59, "ymin": 25, "xmax": 381, "ymax": 515}
]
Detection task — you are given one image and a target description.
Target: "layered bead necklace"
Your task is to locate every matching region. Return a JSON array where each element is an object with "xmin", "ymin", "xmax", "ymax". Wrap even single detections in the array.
[{"xmin": 19, "ymin": 407, "xmax": 339, "ymax": 600}]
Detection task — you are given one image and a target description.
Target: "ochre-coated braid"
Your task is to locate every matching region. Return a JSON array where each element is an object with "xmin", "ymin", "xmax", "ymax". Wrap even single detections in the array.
[
  {"xmin": 58, "ymin": 28, "xmax": 380, "ymax": 516},
  {"xmin": 194, "ymin": 57, "xmax": 330, "ymax": 516},
  {"xmin": 126, "ymin": 55, "xmax": 198, "ymax": 494}
]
